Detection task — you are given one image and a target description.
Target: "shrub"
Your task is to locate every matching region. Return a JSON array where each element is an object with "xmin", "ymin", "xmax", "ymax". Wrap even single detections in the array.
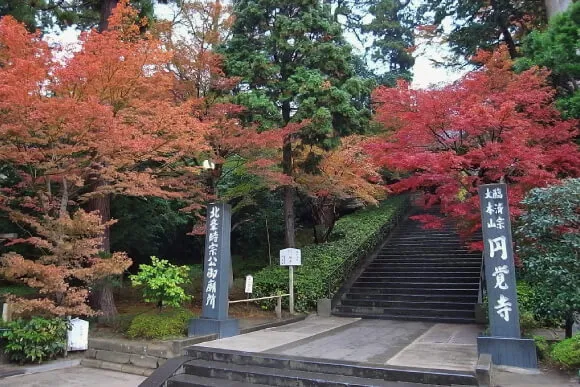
[
  {"xmin": 0, "ymin": 317, "xmax": 69, "ymax": 364},
  {"xmin": 517, "ymin": 179, "xmax": 580, "ymax": 337},
  {"xmin": 550, "ymin": 334, "xmax": 580, "ymax": 369},
  {"xmin": 126, "ymin": 308, "xmax": 194, "ymax": 340},
  {"xmin": 130, "ymin": 256, "xmax": 191, "ymax": 308},
  {"xmin": 253, "ymin": 196, "xmax": 407, "ymax": 311},
  {"xmin": 533, "ymin": 335, "xmax": 550, "ymax": 360}
]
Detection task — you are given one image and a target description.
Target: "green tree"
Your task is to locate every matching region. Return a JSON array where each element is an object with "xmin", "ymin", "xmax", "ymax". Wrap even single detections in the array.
[
  {"xmin": 129, "ymin": 256, "xmax": 191, "ymax": 309},
  {"xmin": 0, "ymin": 0, "xmax": 155, "ymax": 32},
  {"xmin": 416, "ymin": 0, "xmax": 546, "ymax": 61},
  {"xmin": 329, "ymin": 0, "xmax": 415, "ymax": 84},
  {"xmin": 221, "ymin": 0, "xmax": 373, "ymax": 247},
  {"xmin": 516, "ymin": 178, "xmax": 580, "ymax": 338},
  {"xmin": 516, "ymin": 1, "xmax": 580, "ymax": 118}
]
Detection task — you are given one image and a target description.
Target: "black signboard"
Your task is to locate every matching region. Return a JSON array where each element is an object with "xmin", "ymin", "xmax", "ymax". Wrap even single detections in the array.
[{"xmin": 478, "ymin": 183, "xmax": 521, "ymax": 338}]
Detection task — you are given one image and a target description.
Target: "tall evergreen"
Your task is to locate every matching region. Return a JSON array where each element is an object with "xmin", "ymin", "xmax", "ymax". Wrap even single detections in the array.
[
  {"xmin": 415, "ymin": 0, "xmax": 546, "ymax": 61},
  {"xmin": 330, "ymin": 0, "xmax": 415, "ymax": 85},
  {"xmin": 221, "ymin": 0, "xmax": 373, "ymax": 247}
]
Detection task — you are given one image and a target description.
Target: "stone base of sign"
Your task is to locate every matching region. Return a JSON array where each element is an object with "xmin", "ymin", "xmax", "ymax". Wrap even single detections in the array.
[
  {"xmin": 477, "ymin": 336, "xmax": 538, "ymax": 369},
  {"xmin": 317, "ymin": 299, "xmax": 332, "ymax": 317},
  {"xmin": 476, "ymin": 353, "xmax": 493, "ymax": 387},
  {"xmin": 188, "ymin": 317, "xmax": 239, "ymax": 339}
]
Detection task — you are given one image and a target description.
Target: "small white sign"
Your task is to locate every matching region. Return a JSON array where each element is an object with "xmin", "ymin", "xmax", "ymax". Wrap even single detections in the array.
[
  {"xmin": 280, "ymin": 248, "xmax": 301, "ymax": 266},
  {"xmin": 245, "ymin": 275, "xmax": 253, "ymax": 294},
  {"xmin": 67, "ymin": 318, "xmax": 89, "ymax": 351}
]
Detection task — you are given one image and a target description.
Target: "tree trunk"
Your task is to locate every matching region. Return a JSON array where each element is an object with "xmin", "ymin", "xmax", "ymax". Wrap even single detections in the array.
[
  {"xmin": 501, "ymin": 26, "xmax": 518, "ymax": 59},
  {"xmin": 565, "ymin": 314, "xmax": 574, "ymax": 339},
  {"xmin": 283, "ymin": 134, "xmax": 296, "ymax": 248},
  {"xmin": 311, "ymin": 196, "xmax": 337, "ymax": 244},
  {"xmin": 99, "ymin": 0, "xmax": 119, "ymax": 32},
  {"xmin": 88, "ymin": 191, "xmax": 117, "ymax": 320},
  {"xmin": 88, "ymin": 193, "xmax": 111, "ymax": 252},
  {"xmin": 284, "ymin": 184, "xmax": 296, "ymax": 248},
  {"xmin": 97, "ymin": 284, "xmax": 118, "ymax": 323},
  {"xmin": 281, "ymin": 100, "xmax": 296, "ymax": 248}
]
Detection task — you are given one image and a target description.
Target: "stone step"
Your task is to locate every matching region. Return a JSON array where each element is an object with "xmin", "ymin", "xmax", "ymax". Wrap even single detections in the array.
[
  {"xmin": 351, "ymin": 281, "xmax": 480, "ymax": 289},
  {"xmin": 347, "ymin": 287, "xmax": 479, "ymax": 296},
  {"xmin": 331, "ymin": 311, "xmax": 476, "ymax": 324},
  {"xmin": 371, "ymin": 261, "xmax": 482, "ymax": 266},
  {"xmin": 376, "ymin": 252, "xmax": 481, "ymax": 257},
  {"xmin": 340, "ymin": 299, "xmax": 476, "ymax": 310},
  {"xmin": 334, "ymin": 305, "xmax": 475, "ymax": 319},
  {"xmin": 355, "ymin": 276, "xmax": 480, "ymax": 284},
  {"xmin": 168, "ymin": 373, "xmax": 271, "ymax": 387},
  {"xmin": 380, "ymin": 247, "xmax": 476, "ymax": 252},
  {"xmin": 367, "ymin": 262, "xmax": 481, "ymax": 268},
  {"xmin": 370, "ymin": 267, "xmax": 480, "ymax": 273},
  {"xmin": 343, "ymin": 293, "xmax": 478, "ymax": 303},
  {"xmin": 183, "ymin": 347, "xmax": 477, "ymax": 386},
  {"xmin": 359, "ymin": 272, "xmax": 480, "ymax": 279},
  {"xmin": 183, "ymin": 359, "xmax": 425, "ymax": 387},
  {"xmin": 357, "ymin": 273, "xmax": 479, "ymax": 283},
  {"xmin": 373, "ymin": 254, "xmax": 481, "ymax": 263}
]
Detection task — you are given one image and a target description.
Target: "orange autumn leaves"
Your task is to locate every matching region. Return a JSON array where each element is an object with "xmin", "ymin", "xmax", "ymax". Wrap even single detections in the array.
[{"xmin": 0, "ymin": 1, "xmax": 285, "ymax": 316}]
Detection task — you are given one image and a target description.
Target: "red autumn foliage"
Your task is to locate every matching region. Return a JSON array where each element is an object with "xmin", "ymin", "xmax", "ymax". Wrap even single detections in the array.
[{"xmin": 367, "ymin": 46, "xmax": 580, "ymax": 246}]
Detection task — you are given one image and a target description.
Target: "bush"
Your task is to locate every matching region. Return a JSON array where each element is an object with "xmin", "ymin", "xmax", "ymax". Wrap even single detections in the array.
[
  {"xmin": 126, "ymin": 308, "xmax": 194, "ymax": 340},
  {"xmin": 551, "ymin": 334, "xmax": 580, "ymax": 369},
  {"xmin": 130, "ymin": 256, "xmax": 191, "ymax": 308},
  {"xmin": 533, "ymin": 335, "xmax": 550, "ymax": 360},
  {"xmin": 0, "ymin": 317, "xmax": 69, "ymax": 364},
  {"xmin": 253, "ymin": 196, "xmax": 407, "ymax": 311},
  {"xmin": 517, "ymin": 179, "xmax": 580, "ymax": 335}
]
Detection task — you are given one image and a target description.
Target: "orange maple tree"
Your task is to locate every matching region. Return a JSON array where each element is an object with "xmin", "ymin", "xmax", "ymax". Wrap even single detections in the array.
[
  {"xmin": 0, "ymin": 3, "xmax": 213, "ymax": 316},
  {"xmin": 367, "ymin": 46, "xmax": 580, "ymax": 247},
  {"xmin": 295, "ymin": 136, "xmax": 384, "ymax": 243}
]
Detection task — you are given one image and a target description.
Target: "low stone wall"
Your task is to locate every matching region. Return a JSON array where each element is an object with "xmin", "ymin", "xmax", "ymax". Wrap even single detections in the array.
[
  {"xmin": 81, "ymin": 315, "xmax": 307, "ymax": 376},
  {"xmin": 81, "ymin": 334, "xmax": 216, "ymax": 376}
]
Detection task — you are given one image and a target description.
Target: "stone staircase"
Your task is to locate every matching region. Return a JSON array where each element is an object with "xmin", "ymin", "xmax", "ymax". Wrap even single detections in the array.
[
  {"xmin": 147, "ymin": 347, "xmax": 477, "ymax": 386},
  {"xmin": 332, "ymin": 207, "xmax": 482, "ymax": 323}
]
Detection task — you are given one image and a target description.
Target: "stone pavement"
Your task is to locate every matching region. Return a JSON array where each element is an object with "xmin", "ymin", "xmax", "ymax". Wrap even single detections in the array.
[
  {"xmin": 199, "ymin": 317, "xmax": 481, "ymax": 372},
  {"xmin": 197, "ymin": 315, "xmax": 360, "ymax": 352},
  {"xmin": 0, "ymin": 366, "xmax": 145, "ymax": 386},
  {"xmin": 2, "ymin": 316, "xmax": 577, "ymax": 386}
]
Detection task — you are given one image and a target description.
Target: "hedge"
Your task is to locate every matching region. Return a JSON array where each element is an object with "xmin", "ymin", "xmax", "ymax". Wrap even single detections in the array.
[
  {"xmin": 252, "ymin": 195, "xmax": 408, "ymax": 311},
  {"xmin": 127, "ymin": 308, "xmax": 194, "ymax": 339},
  {"xmin": 551, "ymin": 333, "xmax": 580, "ymax": 369}
]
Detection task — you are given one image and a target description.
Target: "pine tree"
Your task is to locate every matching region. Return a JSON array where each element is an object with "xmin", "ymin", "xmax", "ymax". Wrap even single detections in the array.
[
  {"xmin": 221, "ymin": 0, "xmax": 374, "ymax": 247},
  {"xmin": 416, "ymin": 0, "xmax": 546, "ymax": 61}
]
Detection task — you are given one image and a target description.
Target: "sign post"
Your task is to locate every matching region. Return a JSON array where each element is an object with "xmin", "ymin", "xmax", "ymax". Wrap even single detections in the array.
[
  {"xmin": 280, "ymin": 248, "xmax": 301, "ymax": 315},
  {"xmin": 245, "ymin": 275, "xmax": 253, "ymax": 295},
  {"xmin": 477, "ymin": 184, "xmax": 537, "ymax": 368},
  {"xmin": 188, "ymin": 202, "xmax": 239, "ymax": 338}
]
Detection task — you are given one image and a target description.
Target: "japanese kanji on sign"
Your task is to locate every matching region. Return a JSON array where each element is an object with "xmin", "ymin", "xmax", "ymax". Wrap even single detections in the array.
[
  {"xmin": 478, "ymin": 184, "xmax": 521, "ymax": 338},
  {"xmin": 189, "ymin": 202, "xmax": 239, "ymax": 338}
]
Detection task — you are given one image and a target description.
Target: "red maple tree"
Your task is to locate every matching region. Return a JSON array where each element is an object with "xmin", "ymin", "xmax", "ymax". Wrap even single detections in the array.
[{"xmin": 367, "ymin": 47, "xmax": 580, "ymax": 246}]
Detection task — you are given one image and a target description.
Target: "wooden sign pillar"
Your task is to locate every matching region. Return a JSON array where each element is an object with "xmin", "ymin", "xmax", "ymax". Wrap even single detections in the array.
[
  {"xmin": 188, "ymin": 202, "xmax": 239, "ymax": 338},
  {"xmin": 477, "ymin": 184, "xmax": 537, "ymax": 369}
]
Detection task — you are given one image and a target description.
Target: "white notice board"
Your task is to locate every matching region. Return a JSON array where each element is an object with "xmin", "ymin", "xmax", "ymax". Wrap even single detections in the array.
[{"xmin": 280, "ymin": 248, "xmax": 301, "ymax": 266}]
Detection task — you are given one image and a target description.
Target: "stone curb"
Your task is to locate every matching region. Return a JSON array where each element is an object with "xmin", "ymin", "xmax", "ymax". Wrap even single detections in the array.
[
  {"xmin": 0, "ymin": 359, "xmax": 82, "ymax": 379},
  {"xmin": 81, "ymin": 358, "xmax": 153, "ymax": 376}
]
